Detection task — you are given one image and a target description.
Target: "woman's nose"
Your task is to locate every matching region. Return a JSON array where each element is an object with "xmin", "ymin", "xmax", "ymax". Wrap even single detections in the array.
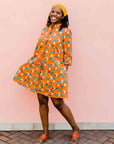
[{"xmin": 52, "ymin": 12, "xmax": 57, "ymax": 16}]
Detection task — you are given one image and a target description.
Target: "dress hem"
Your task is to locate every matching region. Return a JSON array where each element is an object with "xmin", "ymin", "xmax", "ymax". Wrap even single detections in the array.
[{"xmin": 13, "ymin": 78, "xmax": 68, "ymax": 99}]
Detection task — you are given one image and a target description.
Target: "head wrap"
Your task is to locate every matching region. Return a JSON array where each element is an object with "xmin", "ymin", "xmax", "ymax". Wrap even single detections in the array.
[{"xmin": 51, "ymin": 3, "xmax": 67, "ymax": 17}]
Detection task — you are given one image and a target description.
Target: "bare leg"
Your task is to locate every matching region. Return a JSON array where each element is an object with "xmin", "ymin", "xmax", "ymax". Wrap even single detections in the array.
[
  {"xmin": 35, "ymin": 93, "xmax": 50, "ymax": 144},
  {"xmin": 51, "ymin": 98, "xmax": 80, "ymax": 143},
  {"xmin": 51, "ymin": 98, "xmax": 79, "ymax": 131}
]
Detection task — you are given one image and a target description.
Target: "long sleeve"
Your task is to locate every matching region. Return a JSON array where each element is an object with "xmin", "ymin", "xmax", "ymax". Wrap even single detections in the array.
[{"xmin": 63, "ymin": 28, "xmax": 72, "ymax": 66}]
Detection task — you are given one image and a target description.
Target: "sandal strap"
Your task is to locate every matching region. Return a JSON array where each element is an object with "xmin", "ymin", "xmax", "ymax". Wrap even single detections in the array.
[
  {"xmin": 72, "ymin": 132, "xmax": 79, "ymax": 138},
  {"xmin": 40, "ymin": 134, "xmax": 47, "ymax": 140}
]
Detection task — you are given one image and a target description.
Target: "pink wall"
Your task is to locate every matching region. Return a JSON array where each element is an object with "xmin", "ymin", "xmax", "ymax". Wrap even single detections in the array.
[{"xmin": 0, "ymin": 0, "xmax": 114, "ymax": 123}]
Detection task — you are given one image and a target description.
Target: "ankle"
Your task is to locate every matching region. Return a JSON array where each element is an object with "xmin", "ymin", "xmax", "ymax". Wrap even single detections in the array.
[
  {"xmin": 43, "ymin": 131, "xmax": 49, "ymax": 136},
  {"xmin": 73, "ymin": 127, "xmax": 80, "ymax": 133}
]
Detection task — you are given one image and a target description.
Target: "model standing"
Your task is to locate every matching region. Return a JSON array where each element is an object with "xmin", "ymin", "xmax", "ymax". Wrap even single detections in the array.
[{"xmin": 13, "ymin": 3, "xmax": 80, "ymax": 144}]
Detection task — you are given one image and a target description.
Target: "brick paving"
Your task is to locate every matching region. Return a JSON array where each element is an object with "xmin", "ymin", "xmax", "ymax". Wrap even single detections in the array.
[{"xmin": 0, "ymin": 130, "xmax": 114, "ymax": 144}]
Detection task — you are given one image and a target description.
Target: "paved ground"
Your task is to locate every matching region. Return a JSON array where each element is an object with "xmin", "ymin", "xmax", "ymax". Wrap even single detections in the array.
[{"xmin": 0, "ymin": 130, "xmax": 114, "ymax": 144}]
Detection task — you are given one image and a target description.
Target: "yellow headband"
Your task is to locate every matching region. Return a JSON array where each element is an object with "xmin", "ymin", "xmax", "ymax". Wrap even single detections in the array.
[{"xmin": 51, "ymin": 4, "xmax": 67, "ymax": 17}]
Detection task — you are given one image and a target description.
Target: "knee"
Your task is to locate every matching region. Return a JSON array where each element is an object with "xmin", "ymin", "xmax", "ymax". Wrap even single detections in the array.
[
  {"xmin": 37, "ymin": 93, "xmax": 48, "ymax": 106},
  {"xmin": 52, "ymin": 100, "xmax": 64, "ymax": 110},
  {"xmin": 39, "ymin": 99, "xmax": 48, "ymax": 107}
]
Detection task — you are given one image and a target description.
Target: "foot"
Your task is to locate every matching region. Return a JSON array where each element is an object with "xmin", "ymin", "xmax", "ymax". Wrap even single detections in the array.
[
  {"xmin": 69, "ymin": 129, "xmax": 80, "ymax": 144},
  {"xmin": 35, "ymin": 133, "xmax": 50, "ymax": 144}
]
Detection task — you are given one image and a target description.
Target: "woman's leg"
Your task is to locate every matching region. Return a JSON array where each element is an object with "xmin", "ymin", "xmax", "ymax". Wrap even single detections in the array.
[
  {"xmin": 51, "ymin": 97, "xmax": 79, "ymax": 131},
  {"xmin": 37, "ymin": 93, "xmax": 49, "ymax": 135},
  {"xmin": 51, "ymin": 97, "xmax": 79, "ymax": 143},
  {"xmin": 35, "ymin": 93, "xmax": 49, "ymax": 144},
  {"xmin": 35, "ymin": 93, "xmax": 50, "ymax": 144}
]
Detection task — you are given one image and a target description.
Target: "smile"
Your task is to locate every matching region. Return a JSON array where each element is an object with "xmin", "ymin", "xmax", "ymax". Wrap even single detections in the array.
[{"xmin": 51, "ymin": 17, "xmax": 57, "ymax": 20}]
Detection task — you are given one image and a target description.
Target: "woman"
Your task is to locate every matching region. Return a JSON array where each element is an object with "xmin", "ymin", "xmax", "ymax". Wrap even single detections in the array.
[{"xmin": 13, "ymin": 3, "xmax": 80, "ymax": 144}]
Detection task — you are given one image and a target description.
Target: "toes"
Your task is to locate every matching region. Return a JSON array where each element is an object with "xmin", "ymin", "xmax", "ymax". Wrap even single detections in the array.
[
  {"xmin": 69, "ymin": 137, "xmax": 78, "ymax": 144},
  {"xmin": 35, "ymin": 138, "xmax": 43, "ymax": 144}
]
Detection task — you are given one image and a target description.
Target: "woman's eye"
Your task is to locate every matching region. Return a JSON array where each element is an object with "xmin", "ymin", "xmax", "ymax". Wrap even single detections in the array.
[{"xmin": 51, "ymin": 11, "xmax": 60, "ymax": 14}]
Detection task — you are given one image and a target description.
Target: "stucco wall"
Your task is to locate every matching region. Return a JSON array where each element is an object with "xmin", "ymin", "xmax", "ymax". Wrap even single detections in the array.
[{"xmin": 0, "ymin": 0, "xmax": 114, "ymax": 124}]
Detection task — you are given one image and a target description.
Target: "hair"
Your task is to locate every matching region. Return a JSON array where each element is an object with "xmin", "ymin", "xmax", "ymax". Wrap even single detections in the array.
[{"xmin": 46, "ymin": 9, "xmax": 69, "ymax": 31}]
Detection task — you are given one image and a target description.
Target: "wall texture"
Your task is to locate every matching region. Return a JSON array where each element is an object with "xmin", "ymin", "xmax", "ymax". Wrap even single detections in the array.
[{"xmin": 0, "ymin": 0, "xmax": 114, "ymax": 125}]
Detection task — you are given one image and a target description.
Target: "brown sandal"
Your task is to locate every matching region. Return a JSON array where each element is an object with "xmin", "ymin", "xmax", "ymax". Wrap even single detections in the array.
[
  {"xmin": 35, "ymin": 133, "xmax": 49, "ymax": 144},
  {"xmin": 69, "ymin": 131, "xmax": 79, "ymax": 144}
]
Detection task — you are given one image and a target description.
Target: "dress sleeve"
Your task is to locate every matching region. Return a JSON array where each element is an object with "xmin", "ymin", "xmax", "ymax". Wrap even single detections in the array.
[{"xmin": 63, "ymin": 28, "xmax": 72, "ymax": 66}]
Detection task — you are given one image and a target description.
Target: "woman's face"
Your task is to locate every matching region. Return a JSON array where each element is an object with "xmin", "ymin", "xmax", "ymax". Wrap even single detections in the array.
[{"xmin": 50, "ymin": 6, "xmax": 64, "ymax": 24}]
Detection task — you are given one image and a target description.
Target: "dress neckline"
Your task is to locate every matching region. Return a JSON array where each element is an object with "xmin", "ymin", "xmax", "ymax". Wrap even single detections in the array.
[{"xmin": 49, "ymin": 23, "xmax": 61, "ymax": 30}]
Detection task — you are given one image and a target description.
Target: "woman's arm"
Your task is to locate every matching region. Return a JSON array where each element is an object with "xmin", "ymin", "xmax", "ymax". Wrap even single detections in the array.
[{"xmin": 63, "ymin": 28, "xmax": 72, "ymax": 68}]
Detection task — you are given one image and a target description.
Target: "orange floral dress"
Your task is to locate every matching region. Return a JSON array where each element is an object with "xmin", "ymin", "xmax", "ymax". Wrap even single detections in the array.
[{"xmin": 13, "ymin": 23, "xmax": 72, "ymax": 98}]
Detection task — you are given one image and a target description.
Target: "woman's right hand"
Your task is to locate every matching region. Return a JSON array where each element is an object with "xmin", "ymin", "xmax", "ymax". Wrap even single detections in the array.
[{"xmin": 64, "ymin": 64, "xmax": 69, "ymax": 71}]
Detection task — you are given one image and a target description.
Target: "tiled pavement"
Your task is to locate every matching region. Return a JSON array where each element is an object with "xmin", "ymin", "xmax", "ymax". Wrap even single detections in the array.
[{"xmin": 0, "ymin": 130, "xmax": 114, "ymax": 144}]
